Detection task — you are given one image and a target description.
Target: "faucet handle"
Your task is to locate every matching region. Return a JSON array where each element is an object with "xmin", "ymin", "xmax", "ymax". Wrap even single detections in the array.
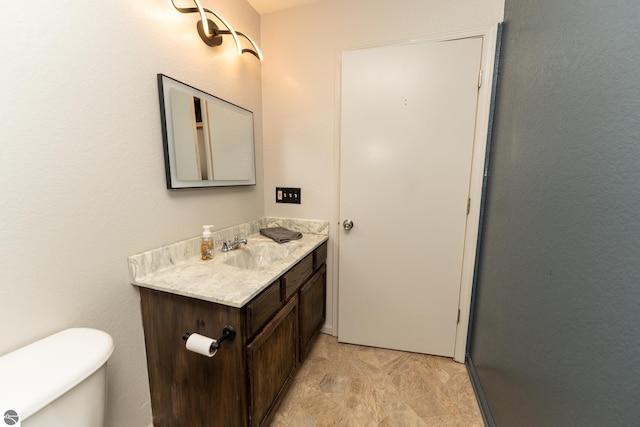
[{"xmin": 216, "ymin": 239, "xmax": 232, "ymax": 251}]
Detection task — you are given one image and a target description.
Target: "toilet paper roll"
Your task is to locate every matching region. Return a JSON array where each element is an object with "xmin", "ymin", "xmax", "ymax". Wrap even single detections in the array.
[{"xmin": 185, "ymin": 333, "xmax": 218, "ymax": 357}]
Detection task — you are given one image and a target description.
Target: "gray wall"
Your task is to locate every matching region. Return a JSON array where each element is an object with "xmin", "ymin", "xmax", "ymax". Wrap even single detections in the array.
[{"xmin": 469, "ymin": 1, "xmax": 640, "ymax": 426}]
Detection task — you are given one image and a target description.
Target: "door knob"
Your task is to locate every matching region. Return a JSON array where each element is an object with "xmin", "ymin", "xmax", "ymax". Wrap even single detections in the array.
[{"xmin": 342, "ymin": 219, "xmax": 354, "ymax": 230}]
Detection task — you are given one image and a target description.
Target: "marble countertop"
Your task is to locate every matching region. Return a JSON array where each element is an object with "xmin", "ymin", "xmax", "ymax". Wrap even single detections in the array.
[{"xmin": 128, "ymin": 218, "xmax": 328, "ymax": 308}]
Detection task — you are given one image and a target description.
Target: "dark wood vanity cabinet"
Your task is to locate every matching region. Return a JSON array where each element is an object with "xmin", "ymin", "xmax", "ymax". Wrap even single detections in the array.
[{"xmin": 139, "ymin": 241, "xmax": 327, "ymax": 427}]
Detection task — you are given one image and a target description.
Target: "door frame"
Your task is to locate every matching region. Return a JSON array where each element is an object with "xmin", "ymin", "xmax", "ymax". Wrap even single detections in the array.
[{"xmin": 330, "ymin": 23, "xmax": 501, "ymax": 362}]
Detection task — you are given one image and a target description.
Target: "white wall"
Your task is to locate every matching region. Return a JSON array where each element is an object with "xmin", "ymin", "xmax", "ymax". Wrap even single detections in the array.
[
  {"xmin": 0, "ymin": 1, "xmax": 262, "ymax": 426},
  {"xmin": 261, "ymin": 0, "xmax": 505, "ymax": 335},
  {"xmin": 0, "ymin": 0, "xmax": 505, "ymax": 424}
]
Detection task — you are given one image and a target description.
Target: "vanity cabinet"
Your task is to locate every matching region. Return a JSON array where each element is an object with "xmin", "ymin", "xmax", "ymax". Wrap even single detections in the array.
[{"xmin": 139, "ymin": 241, "xmax": 327, "ymax": 427}]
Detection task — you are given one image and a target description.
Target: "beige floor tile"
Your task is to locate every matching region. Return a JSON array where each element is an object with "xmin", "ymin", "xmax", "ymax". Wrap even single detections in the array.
[
  {"xmin": 270, "ymin": 334, "xmax": 483, "ymax": 426},
  {"xmin": 383, "ymin": 401, "xmax": 428, "ymax": 427}
]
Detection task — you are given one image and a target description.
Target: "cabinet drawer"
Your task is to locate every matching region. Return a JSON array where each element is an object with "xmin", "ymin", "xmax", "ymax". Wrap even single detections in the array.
[
  {"xmin": 282, "ymin": 253, "xmax": 313, "ymax": 300},
  {"xmin": 246, "ymin": 280, "xmax": 282, "ymax": 338},
  {"xmin": 313, "ymin": 242, "xmax": 327, "ymax": 270}
]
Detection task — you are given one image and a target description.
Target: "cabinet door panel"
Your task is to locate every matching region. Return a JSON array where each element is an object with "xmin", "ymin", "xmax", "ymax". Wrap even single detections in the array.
[
  {"xmin": 299, "ymin": 265, "xmax": 326, "ymax": 360},
  {"xmin": 247, "ymin": 295, "xmax": 298, "ymax": 427}
]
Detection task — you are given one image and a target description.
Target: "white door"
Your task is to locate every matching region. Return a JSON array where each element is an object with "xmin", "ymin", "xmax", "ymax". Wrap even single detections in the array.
[{"xmin": 338, "ymin": 38, "xmax": 483, "ymax": 357}]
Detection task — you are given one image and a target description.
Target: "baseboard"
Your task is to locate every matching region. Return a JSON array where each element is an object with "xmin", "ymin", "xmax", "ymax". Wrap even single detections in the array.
[
  {"xmin": 466, "ymin": 356, "xmax": 496, "ymax": 427},
  {"xmin": 320, "ymin": 323, "xmax": 334, "ymax": 336}
]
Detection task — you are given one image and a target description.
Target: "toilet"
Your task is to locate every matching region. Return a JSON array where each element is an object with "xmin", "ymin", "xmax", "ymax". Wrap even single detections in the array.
[{"xmin": 0, "ymin": 328, "xmax": 114, "ymax": 427}]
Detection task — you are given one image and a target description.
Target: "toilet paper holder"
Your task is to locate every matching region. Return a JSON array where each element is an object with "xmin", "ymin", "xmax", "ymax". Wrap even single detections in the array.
[{"xmin": 182, "ymin": 325, "xmax": 236, "ymax": 351}]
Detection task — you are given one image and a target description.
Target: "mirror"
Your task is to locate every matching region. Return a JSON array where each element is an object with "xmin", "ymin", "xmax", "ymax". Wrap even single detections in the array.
[{"xmin": 157, "ymin": 74, "xmax": 256, "ymax": 189}]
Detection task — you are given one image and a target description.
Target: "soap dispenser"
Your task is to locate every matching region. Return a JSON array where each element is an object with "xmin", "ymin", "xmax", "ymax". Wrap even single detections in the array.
[{"xmin": 200, "ymin": 225, "xmax": 214, "ymax": 261}]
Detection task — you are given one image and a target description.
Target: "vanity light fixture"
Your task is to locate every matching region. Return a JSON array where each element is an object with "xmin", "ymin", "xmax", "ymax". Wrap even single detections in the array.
[{"xmin": 171, "ymin": 0, "xmax": 263, "ymax": 61}]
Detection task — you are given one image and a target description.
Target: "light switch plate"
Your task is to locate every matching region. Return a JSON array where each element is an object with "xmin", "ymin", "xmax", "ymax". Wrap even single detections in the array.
[{"xmin": 276, "ymin": 187, "xmax": 301, "ymax": 204}]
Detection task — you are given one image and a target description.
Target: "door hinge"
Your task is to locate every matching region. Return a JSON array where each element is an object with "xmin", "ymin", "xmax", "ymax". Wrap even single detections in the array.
[
  {"xmin": 478, "ymin": 68, "xmax": 483, "ymax": 88},
  {"xmin": 457, "ymin": 309, "xmax": 461, "ymax": 324},
  {"xmin": 466, "ymin": 198, "xmax": 471, "ymax": 215}
]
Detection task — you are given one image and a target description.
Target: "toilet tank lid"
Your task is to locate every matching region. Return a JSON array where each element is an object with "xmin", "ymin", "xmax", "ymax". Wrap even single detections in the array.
[{"xmin": 0, "ymin": 328, "xmax": 114, "ymax": 419}]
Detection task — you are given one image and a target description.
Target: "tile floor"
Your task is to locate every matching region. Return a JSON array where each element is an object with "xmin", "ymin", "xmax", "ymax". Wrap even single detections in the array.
[{"xmin": 270, "ymin": 333, "xmax": 484, "ymax": 427}]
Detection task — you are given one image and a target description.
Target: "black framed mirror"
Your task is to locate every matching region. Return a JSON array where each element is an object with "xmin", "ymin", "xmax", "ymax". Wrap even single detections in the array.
[{"xmin": 158, "ymin": 74, "xmax": 256, "ymax": 189}]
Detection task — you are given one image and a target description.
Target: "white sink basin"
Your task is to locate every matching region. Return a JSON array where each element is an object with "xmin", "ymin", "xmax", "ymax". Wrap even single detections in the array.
[{"xmin": 223, "ymin": 242, "xmax": 300, "ymax": 270}]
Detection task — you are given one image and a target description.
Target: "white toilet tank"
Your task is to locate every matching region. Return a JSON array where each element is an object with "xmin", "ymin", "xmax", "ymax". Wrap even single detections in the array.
[{"xmin": 0, "ymin": 328, "xmax": 114, "ymax": 427}]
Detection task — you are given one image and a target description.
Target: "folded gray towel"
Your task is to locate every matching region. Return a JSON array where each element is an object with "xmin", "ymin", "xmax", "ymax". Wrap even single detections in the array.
[{"xmin": 260, "ymin": 227, "xmax": 303, "ymax": 243}]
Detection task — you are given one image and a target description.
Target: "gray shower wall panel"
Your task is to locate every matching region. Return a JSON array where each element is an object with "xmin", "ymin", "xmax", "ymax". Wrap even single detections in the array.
[{"xmin": 468, "ymin": 1, "xmax": 640, "ymax": 426}]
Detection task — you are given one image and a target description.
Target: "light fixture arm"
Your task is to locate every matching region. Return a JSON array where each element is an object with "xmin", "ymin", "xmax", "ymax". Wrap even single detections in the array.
[
  {"xmin": 235, "ymin": 31, "xmax": 263, "ymax": 60},
  {"xmin": 170, "ymin": 0, "xmax": 262, "ymax": 60}
]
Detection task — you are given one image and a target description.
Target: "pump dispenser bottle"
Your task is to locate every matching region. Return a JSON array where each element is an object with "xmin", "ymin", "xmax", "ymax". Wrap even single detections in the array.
[{"xmin": 201, "ymin": 225, "xmax": 214, "ymax": 261}]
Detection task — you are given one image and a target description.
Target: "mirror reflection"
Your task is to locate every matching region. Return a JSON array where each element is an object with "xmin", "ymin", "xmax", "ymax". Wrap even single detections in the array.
[{"xmin": 158, "ymin": 74, "xmax": 256, "ymax": 188}]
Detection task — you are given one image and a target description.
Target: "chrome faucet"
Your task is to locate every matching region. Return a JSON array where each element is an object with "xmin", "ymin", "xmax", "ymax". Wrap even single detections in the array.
[{"xmin": 219, "ymin": 235, "xmax": 248, "ymax": 252}]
